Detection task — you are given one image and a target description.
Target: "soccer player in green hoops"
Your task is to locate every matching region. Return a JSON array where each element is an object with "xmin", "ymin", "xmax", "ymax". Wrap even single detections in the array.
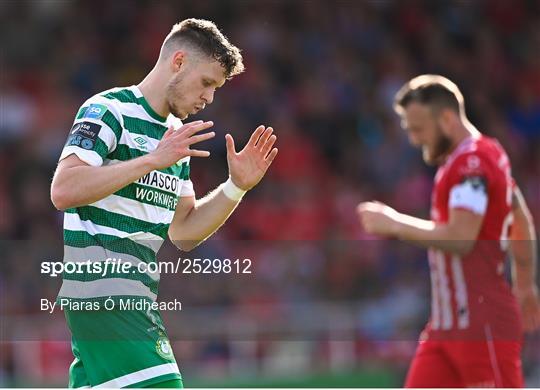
[{"xmin": 50, "ymin": 19, "xmax": 278, "ymax": 388}]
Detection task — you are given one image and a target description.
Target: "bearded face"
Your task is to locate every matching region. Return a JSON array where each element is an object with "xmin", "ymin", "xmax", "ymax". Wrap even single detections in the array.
[
  {"xmin": 401, "ymin": 102, "xmax": 454, "ymax": 166},
  {"xmin": 421, "ymin": 123, "xmax": 453, "ymax": 166}
]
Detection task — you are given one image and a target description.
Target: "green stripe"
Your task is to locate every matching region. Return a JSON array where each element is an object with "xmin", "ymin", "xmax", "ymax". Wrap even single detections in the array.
[
  {"xmin": 180, "ymin": 163, "xmax": 190, "ymax": 180},
  {"xmin": 109, "ymin": 143, "xmax": 147, "ymax": 161},
  {"xmin": 115, "ymin": 183, "xmax": 178, "ymax": 212},
  {"xmin": 94, "ymin": 137, "xmax": 109, "ymax": 158},
  {"xmin": 170, "ymin": 162, "xmax": 186, "ymax": 178},
  {"xmin": 64, "ymin": 230, "xmax": 157, "ymax": 264},
  {"xmin": 66, "ymin": 206, "xmax": 169, "ymax": 239},
  {"xmin": 102, "ymin": 89, "xmax": 136, "ymax": 104},
  {"xmin": 123, "ymin": 115, "xmax": 167, "ymax": 140},
  {"xmin": 102, "ymin": 89, "xmax": 167, "ymax": 122},
  {"xmin": 62, "ymin": 261, "xmax": 158, "ymax": 294},
  {"xmin": 108, "ymin": 144, "xmax": 187, "ymax": 177},
  {"xmin": 101, "ymin": 110, "xmax": 123, "ymax": 141},
  {"xmin": 56, "ymin": 295, "xmax": 154, "ymax": 307},
  {"xmin": 76, "ymin": 106, "xmax": 89, "ymax": 119}
]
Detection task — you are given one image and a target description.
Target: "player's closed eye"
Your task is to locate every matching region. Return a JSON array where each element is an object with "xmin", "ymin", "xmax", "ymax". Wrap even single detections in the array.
[{"xmin": 202, "ymin": 79, "xmax": 217, "ymax": 88}]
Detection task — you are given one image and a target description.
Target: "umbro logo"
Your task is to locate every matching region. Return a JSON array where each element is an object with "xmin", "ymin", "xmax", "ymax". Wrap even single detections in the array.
[{"xmin": 134, "ymin": 136, "xmax": 148, "ymax": 148}]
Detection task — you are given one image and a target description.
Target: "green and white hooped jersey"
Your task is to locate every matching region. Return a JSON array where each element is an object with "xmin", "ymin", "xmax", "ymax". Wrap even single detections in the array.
[{"xmin": 58, "ymin": 86, "xmax": 194, "ymax": 304}]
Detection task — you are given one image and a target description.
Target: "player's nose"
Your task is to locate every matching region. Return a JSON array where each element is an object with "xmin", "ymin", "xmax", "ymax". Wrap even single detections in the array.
[{"xmin": 202, "ymin": 90, "xmax": 215, "ymax": 105}]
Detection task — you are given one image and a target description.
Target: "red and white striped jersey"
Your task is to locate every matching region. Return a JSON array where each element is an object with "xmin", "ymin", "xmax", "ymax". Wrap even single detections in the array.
[{"xmin": 426, "ymin": 134, "xmax": 522, "ymax": 341}]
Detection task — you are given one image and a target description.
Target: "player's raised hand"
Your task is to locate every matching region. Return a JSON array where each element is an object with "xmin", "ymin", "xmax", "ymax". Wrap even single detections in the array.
[
  {"xmin": 225, "ymin": 125, "xmax": 278, "ymax": 191},
  {"xmin": 357, "ymin": 201, "xmax": 400, "ymax": 237},
  {"xmin": 515, "ymin": 286, "xmax": 540, "ymax": 332},
  {"xmin": 148, "ymin": 120, "xmax": 215, "ymax": 170}
]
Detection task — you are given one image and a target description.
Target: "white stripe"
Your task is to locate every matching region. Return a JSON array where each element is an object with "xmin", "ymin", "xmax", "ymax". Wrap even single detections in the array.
[
  {"xmin": 451, "ymin": 256, "xmax": 469, "ymax": 329},
  {"xmin": 64, "ymin": 212, "xmax": 164, "ymax": 252},
  {"xmin": 106, "ymin": 157, "xmax": 191, "ymax": 167},
  {"xmin": 59, "ymin": 278, "xmax": 157, "ymax": 300},
  {"xmin": 435, "ymin": 250, "xmax": 453, "ymax": 330},
  {"xmin": 180, "ymin": 179, "xmax": 195, "ymax": 197},
  {"xmin": 119, "ymin": 129, "xmax": 160, "ymax": 150},
  {"xmin": 91, "ymin": 194, "xmax": 175, "ymax": 225},
  {"xmin": 129, "ymin": 85, "xmax": 143, "ymax": 98},
  {"xmin": 94, "ymin": 363, "xmax": 180, "ymax": 388},
  {"xmin": 116, "ymin": 101, "xmax": 166, "ymax": 126},
  {"xmin": 63, "ymin": 245, "xmax": 160, "ymax": 281},
  {"xmin": 428, "ymin": 250, "xmax": 441, "ymax": 330},
  {"xmin": 484, "ymin": 324, "xmax": 503, "ymax": 387},
  {"xmin": 60, "ymin": 146, "xmax": 102, "ymax": 167}
]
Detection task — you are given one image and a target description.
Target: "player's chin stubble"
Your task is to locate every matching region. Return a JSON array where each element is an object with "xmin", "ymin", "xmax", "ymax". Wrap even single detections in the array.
[
  {"xmin": 423, "ymin": 133, "xmax": 453, "ymax": 166},
  {"xmin": 169, "ymin": 102, "xmax": 187, "ymax": 119},
  {"xmin": 166, "ymin": 76, "xmax": 187, "ymax": 119},
  {"xmin": 167, "ymin": 94, "xmax": 188, "ymax": 119}
]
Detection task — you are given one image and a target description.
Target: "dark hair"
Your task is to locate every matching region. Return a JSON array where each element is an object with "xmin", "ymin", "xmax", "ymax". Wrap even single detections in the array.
[
  {"xmin": 394, "ymin": 75, "xmax": 464, "ymax": 116},
  {"xmin": 162, "ymin": 18, "xmax": 244, "ymax": 79}
]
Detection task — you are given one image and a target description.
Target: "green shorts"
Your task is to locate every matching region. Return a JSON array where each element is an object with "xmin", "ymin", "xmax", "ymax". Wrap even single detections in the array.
[{"xmin": 65, "ymin": 306, "xmax": 183, "ymax": 388}]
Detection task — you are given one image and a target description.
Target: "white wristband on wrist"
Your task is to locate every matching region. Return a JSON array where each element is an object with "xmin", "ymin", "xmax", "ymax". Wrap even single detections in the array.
[{"xmin": 222, "ymin": 177, "xmax": 247, "ymax": 201}]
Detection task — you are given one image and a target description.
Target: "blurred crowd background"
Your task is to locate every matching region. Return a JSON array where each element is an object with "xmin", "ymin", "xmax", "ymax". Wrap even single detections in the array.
[{"xmin": 1, "ymin": 0, "xmax": 539, "ymax": 387}]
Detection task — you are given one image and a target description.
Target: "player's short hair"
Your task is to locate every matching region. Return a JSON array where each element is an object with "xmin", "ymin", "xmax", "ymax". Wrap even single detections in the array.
[
  {"xmin": 394, "ymin": 75, "xmax": 465, "ymax": 116},
  {"xmin": 161, "ymin": 18, "xmax": 244, "ymax": 79}
]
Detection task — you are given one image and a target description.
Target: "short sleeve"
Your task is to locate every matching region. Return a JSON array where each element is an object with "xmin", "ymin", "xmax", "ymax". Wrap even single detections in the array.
[
  {"xmin": 447, "ymin": 153, "xmax": 490, "ymax": 215},
  {"xmin": 178, "ymin": 158, "xmax": 195, "ymax": 198},
  {"xmin": 180, "ymin": 179, "xmax": 195, "ymax": 197},
  {"xmin": 60, "ymin": 99, "xmax": 122, "ymax": 167}
]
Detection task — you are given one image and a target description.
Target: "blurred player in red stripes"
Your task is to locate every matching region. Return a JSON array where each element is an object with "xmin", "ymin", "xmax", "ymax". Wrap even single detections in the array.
[{"xmin": 357, "ymin": 75, "xmax": 540, "ymax": 387}]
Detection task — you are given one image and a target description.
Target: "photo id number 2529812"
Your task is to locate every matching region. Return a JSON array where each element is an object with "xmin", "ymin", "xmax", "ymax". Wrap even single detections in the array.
[{"xmin": 180, "ymin": 258, "xmax": 252, "ymax": 274}]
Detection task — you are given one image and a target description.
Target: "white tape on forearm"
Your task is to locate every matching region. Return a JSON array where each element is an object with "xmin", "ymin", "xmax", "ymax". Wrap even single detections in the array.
[{"xmin": 222, "ymin": 177, "xmax": 247, "ymax": 201}]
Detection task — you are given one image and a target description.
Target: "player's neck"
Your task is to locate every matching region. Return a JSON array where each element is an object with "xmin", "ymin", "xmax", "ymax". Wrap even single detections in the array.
[
  {"xmin": 137, "ymin": 69, "xmax": 170, "ymax": 118},
  {"xmin": 446, "ymin": 121, "xmax": 481, "ymax": 158},
  {"xmin": 455, "ymin": 121, "xmax": 481, "ymax": 144}
]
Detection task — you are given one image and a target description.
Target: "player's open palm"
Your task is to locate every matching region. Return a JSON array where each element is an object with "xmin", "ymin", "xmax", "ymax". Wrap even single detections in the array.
[
  {"xmin": 226, "ymin": 125, "xmax": 278, "ymax": 190},
  {"xmin": 149, "ymin": 120, "xmax": 215, "ymax": 170}
]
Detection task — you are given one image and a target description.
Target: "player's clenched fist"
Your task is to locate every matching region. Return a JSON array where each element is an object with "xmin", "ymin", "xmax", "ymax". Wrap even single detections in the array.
[
  {"xmin": 147, "ymin": 120, "xmax": 215, "ymax": 170},
  {"xmin": 357, "ymin": 201, "xmax": 400, "ymax": 237},
  {"xmin": 226, "ymin": 125, "xmax": 278, "ymax": 190}
]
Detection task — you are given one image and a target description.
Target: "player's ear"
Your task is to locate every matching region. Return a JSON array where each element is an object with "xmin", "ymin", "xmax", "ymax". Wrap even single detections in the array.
[
  {"xmin": 171, "ymin": 51, "xmax": 186, "ymax": 73},
  {"xmin": 438, "ymin": 108, "xmax": 456, "ymax": 134}
]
